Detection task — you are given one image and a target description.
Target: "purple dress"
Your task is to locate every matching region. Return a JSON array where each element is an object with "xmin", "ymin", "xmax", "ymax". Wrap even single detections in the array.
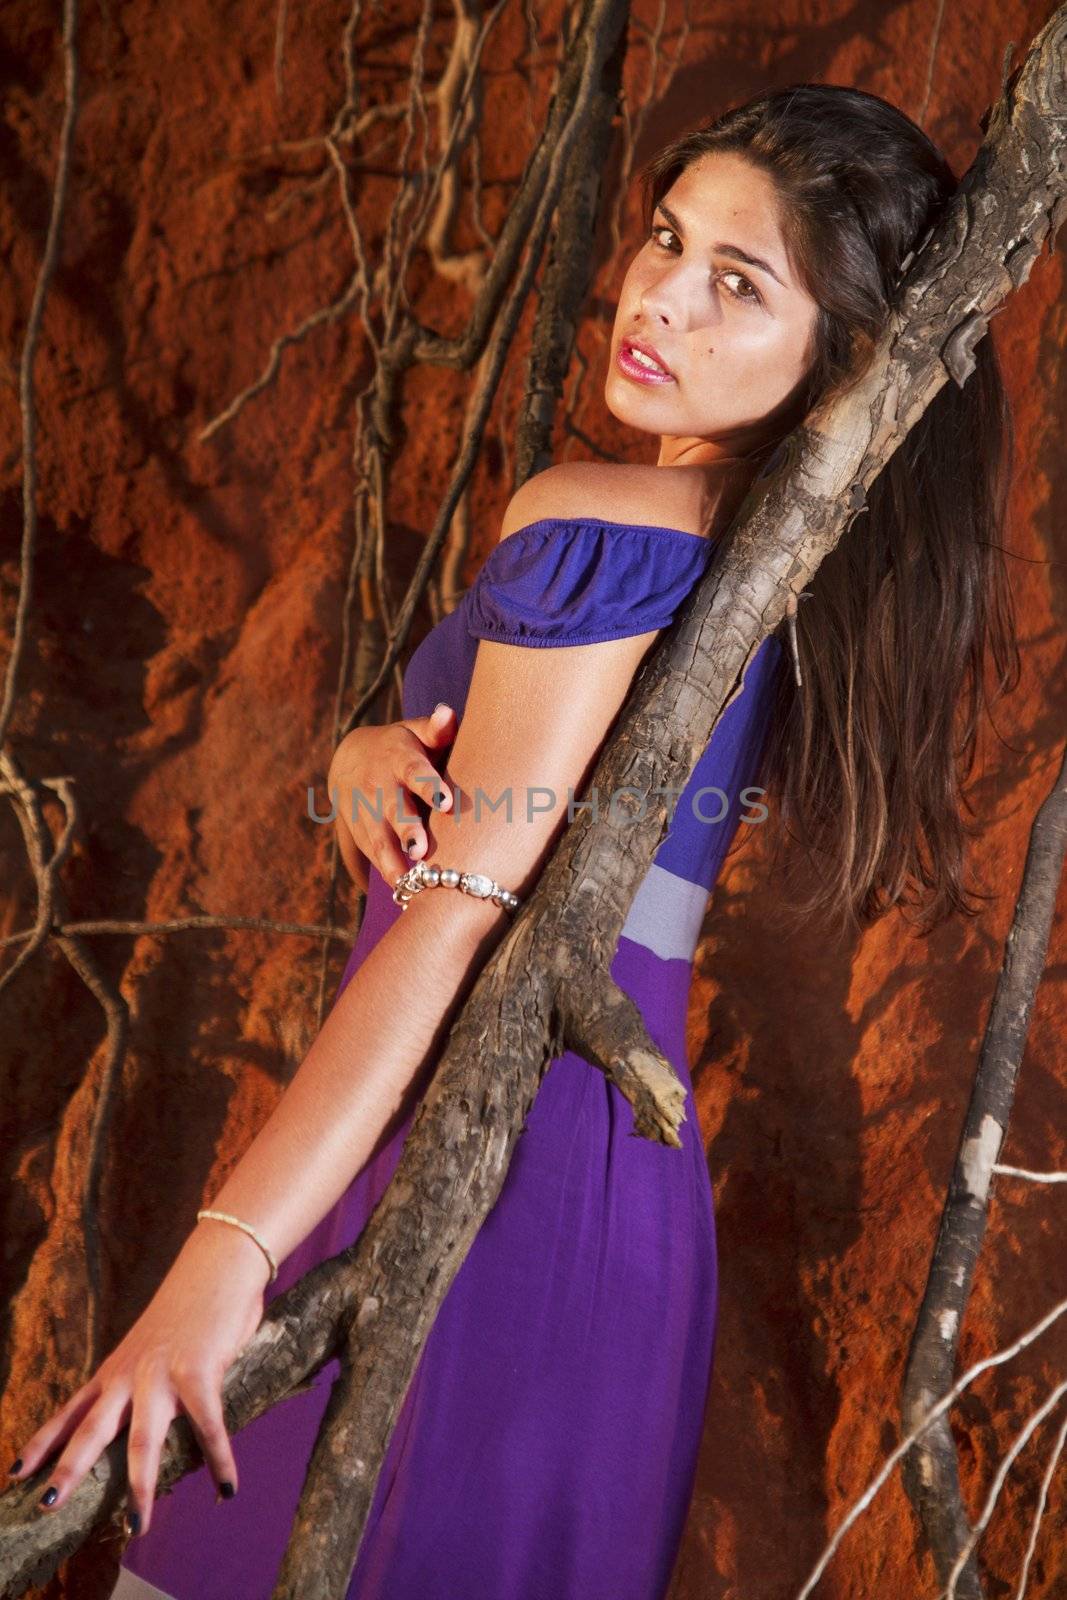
[{"xmin": 114, "ymin": 516, "xmax": 782, "ymax": 1600}]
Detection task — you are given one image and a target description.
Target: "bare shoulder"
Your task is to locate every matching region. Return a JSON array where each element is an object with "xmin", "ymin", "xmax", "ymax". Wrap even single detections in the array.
[{"xmin": 497, "ymin": 462, "xmax": 712, "ymax": 544}]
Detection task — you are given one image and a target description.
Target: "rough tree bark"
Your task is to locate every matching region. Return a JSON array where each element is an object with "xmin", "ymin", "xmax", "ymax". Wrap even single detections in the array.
[
  {"xmin": 2, "ymin": 8, "xmax": 1065, "ymax": 1600},
  {"xmin": 900, "ymin": 733, "xmax": 1067, "ymax": 1600},
  {"xmin": 897, "ymin": 28, "xmax": 1067, "ymax": 1596}
]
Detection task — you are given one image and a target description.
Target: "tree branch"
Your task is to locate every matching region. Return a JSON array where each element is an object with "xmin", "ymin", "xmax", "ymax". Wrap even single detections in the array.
[
  {"xmin": 3, "ymin": 6, "xmax": 1064, "ymax": 1598},
  {"xmin": 900, "ymin": 733, "xmax": 1067, "ymax": 1594}
]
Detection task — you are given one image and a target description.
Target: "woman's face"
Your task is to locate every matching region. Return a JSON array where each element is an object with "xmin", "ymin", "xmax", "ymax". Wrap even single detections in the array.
[{"xmin": 606, "ymin": 150, "xmax": 821, "ymax": 466}]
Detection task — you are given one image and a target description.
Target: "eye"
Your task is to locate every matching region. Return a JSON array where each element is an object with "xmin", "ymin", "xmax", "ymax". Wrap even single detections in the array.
[
  {"xmin": 649, "ymin": 223, "xmax": 679, "ymax": 253},
  {"xmin": 719, "ymin": 269, "xmax": 762, "ymax": 308},
  {"xmin": 649, "ymin": 223, "xmax": 678, "ymax": 252},
  {"xmin": 647, "ymin": 222, "xmax": 763, "ymax": 309}
]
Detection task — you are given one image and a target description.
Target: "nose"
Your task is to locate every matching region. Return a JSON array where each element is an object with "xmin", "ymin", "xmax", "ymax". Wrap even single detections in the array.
[
  {"xmin": 639, "ymin": 283, "xmax": 674, "ymax": 328},
  {"xmin": 639, "ymin": 254, "xmax": 717, "ymax": 333}
]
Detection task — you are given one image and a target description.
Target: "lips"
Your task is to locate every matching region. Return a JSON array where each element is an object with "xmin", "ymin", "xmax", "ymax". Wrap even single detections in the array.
[{"xmin": 621, "ymin": 335, "xmax": 673, "ymax": 377}]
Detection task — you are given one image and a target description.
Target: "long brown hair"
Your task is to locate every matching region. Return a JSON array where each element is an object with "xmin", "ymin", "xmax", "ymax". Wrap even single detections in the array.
[{"xmin": 640, "ymin": 84, "xmax": 1022, "ymax": 939}]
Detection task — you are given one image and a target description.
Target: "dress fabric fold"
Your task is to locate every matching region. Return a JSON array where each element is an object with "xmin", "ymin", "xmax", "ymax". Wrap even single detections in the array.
[{"xmin": 115, "ymin": 516, "xmax": 782, "ymax": 1600}]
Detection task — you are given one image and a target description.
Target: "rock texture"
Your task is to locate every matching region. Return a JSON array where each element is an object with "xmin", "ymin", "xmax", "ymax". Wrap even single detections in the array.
[{"xmin": 0, "ymin": 1, "xmax": 1063, "ymax": 1597}]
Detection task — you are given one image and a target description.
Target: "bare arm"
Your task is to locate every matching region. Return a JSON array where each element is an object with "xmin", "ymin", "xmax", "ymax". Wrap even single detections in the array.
[
  {"xmin": 201, "ymin": 613, "xmax": 664, "ymax": 1269},
  {"xmin": 15, "ymin": 477, "xmax": 669, "ymax": 1529}
]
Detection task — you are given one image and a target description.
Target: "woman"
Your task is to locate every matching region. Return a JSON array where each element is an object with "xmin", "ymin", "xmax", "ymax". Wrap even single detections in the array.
[{"xmin": 11, "ymin": 83, "xmax": 1017, "ymax": 1598}]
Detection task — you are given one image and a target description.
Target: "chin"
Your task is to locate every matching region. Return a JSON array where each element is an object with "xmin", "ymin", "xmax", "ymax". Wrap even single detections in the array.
[{"xmin": 603, "ymin": 374, "xmax": 666, "ymax": 436}]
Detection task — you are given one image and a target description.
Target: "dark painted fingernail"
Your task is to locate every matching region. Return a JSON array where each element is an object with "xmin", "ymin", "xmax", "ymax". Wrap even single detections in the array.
[
  {"xmin": 405, "ymin": 838, "xmax": 418, "ymax": 856},
  {"xmin": 39, "ymin": 1485, "xmax": 59, "ymax": 1508},
  {"xmin": 219, "ymin": 1480, "xmax": 235, "ymax": 1499},
  {"xmin": 8, "ymin": 1458, "xmax": 22, "ymax": 1475},
  {"xmin": 124, "ymin": 1508, "xmax": 141, "ymax": 1536}
]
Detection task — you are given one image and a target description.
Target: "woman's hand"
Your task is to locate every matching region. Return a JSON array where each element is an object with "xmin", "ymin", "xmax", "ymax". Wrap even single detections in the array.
[
  {"xmin": 6, "ymin": 1220, "xmax": 271, "ymax": 1537},
  {"xmin": 328, "ymin": 702, "xmax": 458, "ymax": 892}
]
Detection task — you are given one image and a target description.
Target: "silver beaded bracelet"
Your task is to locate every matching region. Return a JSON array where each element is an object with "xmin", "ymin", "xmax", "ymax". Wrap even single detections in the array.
[{"xmin": 392, "ymin": 859, "xmax": 521, "ymax": 913}]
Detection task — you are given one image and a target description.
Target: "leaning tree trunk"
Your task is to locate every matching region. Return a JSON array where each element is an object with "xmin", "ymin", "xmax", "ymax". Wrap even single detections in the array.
[{"xmin": 2, "ymin": 7, "xmax": 1065, "ymax": 1600}]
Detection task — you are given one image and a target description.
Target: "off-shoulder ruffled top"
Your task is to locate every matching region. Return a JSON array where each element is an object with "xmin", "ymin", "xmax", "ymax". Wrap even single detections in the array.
[
  {"xmin": 399, "ymin": 515, "xmax": 782, "ymax": 965},
  {"xmin": 463, "ymin": 515, "xmax": 719, "ymax": 647}
]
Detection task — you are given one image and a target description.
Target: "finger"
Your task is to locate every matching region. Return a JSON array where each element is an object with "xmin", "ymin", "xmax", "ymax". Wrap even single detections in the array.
[
  {"xmin": 400, "ymin": 750, "xmax": 453, "ymax": 821},
  {"xmin": 32, "ymin": 1385, "xmax": 130, "ymax": 1515},
  {"xmin": 10, "ymin": 1382, "xmax": 102, "ymax": 1485},
  {"xmin": 178, "ymin": 1379, "xmax": 239, "ymax": 1504},
  {"xmin": 337, "ymin": 783, "xmax": 411, "ymax": 887},
  {"xmin": 397, "ymin": 702, "xmax": 453, "ymax": 751},
  {"xmin": 381, "ymin": 785, "xmax": 425, "ymax": 877},
  {"xmin": 413, "ymin": 702, "xmax": 456, "ymax": 744},
  {"xmin": 123, "ymin": 1377, "xmax": 179, "ymax": 1537}
]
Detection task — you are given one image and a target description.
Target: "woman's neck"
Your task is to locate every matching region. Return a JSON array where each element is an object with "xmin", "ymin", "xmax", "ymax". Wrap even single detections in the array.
[{"xmin": 658, "ymin": 451, "xmax": 771, "ymax": 541}]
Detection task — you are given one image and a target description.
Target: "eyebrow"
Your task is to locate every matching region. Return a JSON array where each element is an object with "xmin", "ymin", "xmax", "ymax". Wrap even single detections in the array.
[{"xmin": 653, "ymin": 200, "xmax": 788, "ymax": 289}]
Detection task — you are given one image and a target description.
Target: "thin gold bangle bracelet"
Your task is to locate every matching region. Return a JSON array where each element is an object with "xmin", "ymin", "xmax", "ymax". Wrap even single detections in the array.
[{"xmin": 196, "ymin": 1208, "xmax": 278, "ymax": 1283}]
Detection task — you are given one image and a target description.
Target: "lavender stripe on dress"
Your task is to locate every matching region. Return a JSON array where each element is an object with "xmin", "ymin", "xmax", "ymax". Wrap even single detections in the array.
[{"xmin": 116, "ymin": 517, "xmax": 781, "ymax": 1600}]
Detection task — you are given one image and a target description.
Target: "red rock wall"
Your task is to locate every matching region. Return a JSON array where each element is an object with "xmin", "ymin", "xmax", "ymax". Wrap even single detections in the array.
[{"xmin": 1, "ymin": 2, "xmax": 1063, "ymax": 1596}]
